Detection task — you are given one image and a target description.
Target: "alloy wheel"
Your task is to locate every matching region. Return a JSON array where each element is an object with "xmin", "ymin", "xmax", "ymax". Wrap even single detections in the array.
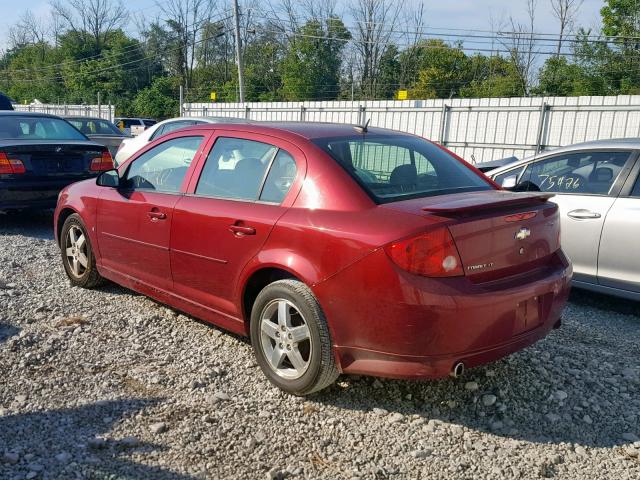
[
  {"xmin": 259, "ymin": 299, "xmax": 312, "ymax": 380},
  {"xmin": 65, "ymin": 225, "xmax": 89, "ymax": 278}
]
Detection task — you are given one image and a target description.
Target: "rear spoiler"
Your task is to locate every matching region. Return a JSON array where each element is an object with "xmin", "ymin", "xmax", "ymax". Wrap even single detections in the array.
[{"xmin": 422, "ymin": 192, "xmax": 555, "ymax": 215}]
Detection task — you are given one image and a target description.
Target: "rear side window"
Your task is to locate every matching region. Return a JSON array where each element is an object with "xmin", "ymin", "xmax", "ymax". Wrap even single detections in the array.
[
  {"xmin": 124, "ymin": 136, "xmax": 203, "ymax": 193},
  {"xmin": 519, "ymin": 151, "xmax": 630, "ymax": 195},
  {"xmin": 313, "ymin": 135, "xmax": 491, "ymax": 203},
  {"xmin": 196, "ymin": 137, "xmax": 277, "ymax": 201},
  {"xmin": 151, "ymin": 120, "xmax": 193, "ymax": 140},
  {"xmin": 260, "ymin": 150, "xmax": 297, "ymax": 203}
]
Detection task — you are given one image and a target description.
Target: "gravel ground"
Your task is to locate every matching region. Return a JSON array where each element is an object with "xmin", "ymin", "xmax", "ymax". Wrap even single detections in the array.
[{"xmin": 1, "ymin": 210, "xmax": 639, "ymax": 480}]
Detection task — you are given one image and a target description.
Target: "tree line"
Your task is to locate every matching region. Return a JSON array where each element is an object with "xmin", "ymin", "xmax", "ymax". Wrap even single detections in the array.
[{"xmin": 1, "ymin": 0, "xmax": 638, "ymax": 118}]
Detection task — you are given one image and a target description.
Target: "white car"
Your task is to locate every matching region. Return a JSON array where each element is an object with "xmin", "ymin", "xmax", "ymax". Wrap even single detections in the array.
[{"xmin": 114, "ymin": 117, "xmax": 244, "ymax": 165}]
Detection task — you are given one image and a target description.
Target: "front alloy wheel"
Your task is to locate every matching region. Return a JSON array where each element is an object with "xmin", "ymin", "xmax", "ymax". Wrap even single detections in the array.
[
  {"xmin": 65, "ymin": 225, "xmax": 89, "ymax": 278},
  {"xmin": 60, "ymin": 213, "xmax": 104, "ymax": 288}
]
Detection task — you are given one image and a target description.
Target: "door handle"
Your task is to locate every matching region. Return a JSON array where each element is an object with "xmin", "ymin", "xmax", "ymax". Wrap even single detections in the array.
[
  {"xmin": 229, "ymin": 224, "xmax": 256, "ymax": 236},
  {"xmin": 147, "ymin": 210, "xmax": 167, "ymax": 221},
  {"xmin": 567, "ymin": 209, "xmax": 601, "ymax": 220}
]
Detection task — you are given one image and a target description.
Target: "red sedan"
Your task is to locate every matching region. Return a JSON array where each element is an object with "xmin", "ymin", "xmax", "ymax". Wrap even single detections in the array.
[{"xmin": 54, "ymin": 123, "xmax": 572, "ymax": 395}]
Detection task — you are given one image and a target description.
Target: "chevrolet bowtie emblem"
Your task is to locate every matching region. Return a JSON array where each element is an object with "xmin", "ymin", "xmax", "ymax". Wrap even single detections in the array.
[{"xmin": 515, "ymin": 227, "xmax": 531, "ymax": 240}]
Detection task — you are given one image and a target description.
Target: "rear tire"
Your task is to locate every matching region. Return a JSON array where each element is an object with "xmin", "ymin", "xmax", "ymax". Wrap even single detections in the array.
[
  {"xmin": 60, "ymin": 214, "xmax": 104, "ymax": 289},
  {"xmin": 250, "ymin": 280, "xmax": 339, "ymax": 395}
]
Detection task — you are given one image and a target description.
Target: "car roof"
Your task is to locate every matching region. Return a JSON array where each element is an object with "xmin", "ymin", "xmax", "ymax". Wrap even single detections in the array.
[
  {"xmin": 489, "ymin": 137, "xmax": 640, "ymax": 176},
  {"xmin": 65, "ymin": 116, "xmax": 113, "ymax": 121},
  {"xmin": 183, "ymin": 121, "xmax": 413, "ymax": 141},
  {"xmin": 0, "ymin": 111, "xmax": 62, "ymax": 118}
]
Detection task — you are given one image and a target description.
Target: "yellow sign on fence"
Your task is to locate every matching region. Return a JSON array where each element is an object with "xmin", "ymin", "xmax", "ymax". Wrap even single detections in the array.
[
  {"xmin": 210, "ymin": 91, "xmax": 217, "ymax": 101},
  {"xmin": 397, "ymin": 90, "xmax": 408, "ymax": 100}
]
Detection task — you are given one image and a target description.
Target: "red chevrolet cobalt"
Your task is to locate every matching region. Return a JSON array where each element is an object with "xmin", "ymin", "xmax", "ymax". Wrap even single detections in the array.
[{"xmin": 54, "ymin": 123, "xmax": 572, "ymax": 395}]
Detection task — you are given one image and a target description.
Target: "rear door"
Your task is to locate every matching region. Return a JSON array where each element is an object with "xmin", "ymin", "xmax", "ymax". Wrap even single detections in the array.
[
  {"xmin": 96, "ymin": 134, "xmax": 207, "ymax": 290},
  {"xmin": 497, "ymin": 150, "xmax": 635, "ymax": 284},
  {"xmin": 597, "ymin": 153, "xmax": 640, "ymax": 293},
  {"xmin": 170, "ymin": 132, "xmax": 304, "ymax": 318}
]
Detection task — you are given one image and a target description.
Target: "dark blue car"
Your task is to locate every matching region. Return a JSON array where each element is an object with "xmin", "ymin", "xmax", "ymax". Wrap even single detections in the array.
[{"xmin": 0, "ymin": 112, "xmax": 113, "ymax": 211}]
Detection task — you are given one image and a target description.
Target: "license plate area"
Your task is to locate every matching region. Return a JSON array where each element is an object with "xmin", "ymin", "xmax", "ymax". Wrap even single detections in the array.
[{"xmin": 515, "ymin": 294, "xmax": 547, "ymax": 334}]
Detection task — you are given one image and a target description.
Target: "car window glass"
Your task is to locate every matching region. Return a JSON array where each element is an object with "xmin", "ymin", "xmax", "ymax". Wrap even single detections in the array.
[
  {"xmin": 155, "ymin": 121, "xmax": 192, "ymax": 138},
  {"xmin": 493, "ymin": 166, "xmax": 525, "ymax": 188},
  {"xmin": 0, "ymin": 116, "xmax": 86, "ymax": 140},
  {"xmin": 196, "ymin": 137, "xmax": 276, "ymax": 201},
  {"xmin": 260, "ymin": 150, "xmax": 297, "ymax": 203},
  {"xmin": 314, "ymin": 135, "xmax": 490, "ymax": 202},
  {"xmin": 124, "ymin": 136, "xmax": 203, "ymax": 193},
  {"xmin": 632, "ymin": 175, "xmax": 640, "ymax": 197},
  {"xmin": 518, "ymin": 151, "xmax": 630, "ymax": 195},
  {"xmin": 150, "ymin": 125, "xmax": 166, "ymax": 140}
]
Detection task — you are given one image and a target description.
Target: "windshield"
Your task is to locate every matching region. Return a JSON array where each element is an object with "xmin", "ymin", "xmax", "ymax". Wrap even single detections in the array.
[
  {"xmin": 314, "ymin": 134, "xmax": 492, "ymax": 203},
  {"xmin": 67, "ymin": 118, "xmax": 122, "ymax": 136},
  {"xmin": 0, "ymin": 116, "xmax": 86, "ymax": 140}
]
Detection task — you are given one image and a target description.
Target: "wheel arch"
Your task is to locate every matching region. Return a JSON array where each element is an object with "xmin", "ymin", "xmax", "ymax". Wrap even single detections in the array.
[
  {"xmin": 241, "ymin": 266, "xmax": 301, "ymax": 329},
  {"xmin": 56, "ymin": 207, "xmax": 80, "ymax": 247}
]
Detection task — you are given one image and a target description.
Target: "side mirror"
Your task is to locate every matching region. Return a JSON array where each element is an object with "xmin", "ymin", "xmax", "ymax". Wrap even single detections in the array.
[{"xmin": 96, "ymin": 169, "xmax": 120, "ymax": 188}]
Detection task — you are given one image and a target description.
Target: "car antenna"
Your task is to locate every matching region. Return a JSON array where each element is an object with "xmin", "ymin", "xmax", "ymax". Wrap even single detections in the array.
[{"xmin": 354, "ymin": 118, "xmax": 370, "ymax": 134}]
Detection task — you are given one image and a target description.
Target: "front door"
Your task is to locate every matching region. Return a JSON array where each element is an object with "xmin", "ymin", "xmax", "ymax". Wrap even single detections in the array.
[
  {"xmin": 171, "ymin": 134, "xmax": 303, "ymax": 318},
  {"xmin": 96, "ymin": 135, "xmax": 206, "ymax": 290},
  {"xmin": 515, "ymin": 150, "xmax": 633, "ymax": 284}
]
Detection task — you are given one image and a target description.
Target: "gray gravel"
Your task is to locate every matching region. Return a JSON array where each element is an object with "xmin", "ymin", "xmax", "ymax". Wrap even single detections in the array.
[{"xmin": 1, "ymin": 210, "xmax": 639, "ymax": 480}]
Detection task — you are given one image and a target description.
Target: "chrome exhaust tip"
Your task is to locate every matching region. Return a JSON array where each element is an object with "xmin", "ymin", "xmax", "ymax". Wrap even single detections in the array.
[{"xmin": 451, "ymin": 362, "xmax": 465, "ymax": 378}]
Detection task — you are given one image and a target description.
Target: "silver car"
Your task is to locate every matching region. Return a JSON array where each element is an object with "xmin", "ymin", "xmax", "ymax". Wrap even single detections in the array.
[{"xmin": 488, "ymin": 138, "xmax": 640, "ymax": 300}]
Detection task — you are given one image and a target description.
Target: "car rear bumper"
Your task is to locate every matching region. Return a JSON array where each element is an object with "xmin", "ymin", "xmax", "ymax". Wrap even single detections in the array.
[
  {"xmin": 313, "ymin": 248, "xmax": 572, "ymax": 379},
  {"xmin": 0, "ymin": 176, "xmax": 93, "ymax": 210}
]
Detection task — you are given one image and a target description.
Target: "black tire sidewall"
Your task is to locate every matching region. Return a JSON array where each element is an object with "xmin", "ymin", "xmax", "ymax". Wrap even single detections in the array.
[{"xmin": 250, "ymin": 282, "xmax": 326, "ymax": 395}]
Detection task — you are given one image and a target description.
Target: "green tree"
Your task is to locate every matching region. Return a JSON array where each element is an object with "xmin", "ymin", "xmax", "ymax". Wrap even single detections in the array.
[
  {"xmin": 131, "ymin": 76, "xmax": 180, "ymax": 118},
  {"xmin": 281, "ymin": 18, "xmax": 351, "ymax": 101}
]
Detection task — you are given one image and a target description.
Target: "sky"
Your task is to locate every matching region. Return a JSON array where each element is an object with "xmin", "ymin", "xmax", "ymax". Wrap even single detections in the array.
[{"xmin": 0, "ymin": 0, "xmax": 605, "ymax": 50}]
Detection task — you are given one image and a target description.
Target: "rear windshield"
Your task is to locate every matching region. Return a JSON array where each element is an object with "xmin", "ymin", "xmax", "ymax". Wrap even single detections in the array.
[
  {"xmin": 142, "ymin": 120, "xmax": 157, "ymax": 127},
  {"xmin": 0, "ymin": 116, "xmax": 86, "ymax": 141},
  {"xmin": 313, "ymin": 134, "xmax": 492, "ymax": 203}
]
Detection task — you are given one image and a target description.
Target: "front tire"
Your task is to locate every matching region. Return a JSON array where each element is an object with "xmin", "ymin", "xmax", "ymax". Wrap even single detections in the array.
[
  {"xmin": 250, "ymin": 280, "xmax": 339, "ymax": 395},
  {"xmin": 60, "ymin": 214, "xmax": 104, "ymax": 288}
]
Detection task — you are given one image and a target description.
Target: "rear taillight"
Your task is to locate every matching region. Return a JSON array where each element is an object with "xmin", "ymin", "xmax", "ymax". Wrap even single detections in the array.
[
  {"xmin": 384, "ymin": 227, "xmax": 464, "ymax": 277},
  {"xmin": 90, "ymin": 151, "xmax": 114, "ymax": 172},
  {"xmin": 0, "ymin": 152, "xmax": 26, "ymax": 174}
]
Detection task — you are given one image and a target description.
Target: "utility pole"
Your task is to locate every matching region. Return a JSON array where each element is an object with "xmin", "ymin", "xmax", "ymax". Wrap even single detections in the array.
[
  {"xmin": 179, "ymin": 85, "xmax": 184, "ymax": 117},
  {"xmin": 232, "ymin": 0, "xmax": 245, "ymax": 103},
  {"xmin": 97, "ymin": 91, "xmax": 101, "ymax": 118}
]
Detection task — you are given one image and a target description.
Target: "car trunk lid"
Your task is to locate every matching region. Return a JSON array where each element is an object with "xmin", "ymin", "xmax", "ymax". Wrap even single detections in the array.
[
  {"xmin": 1, "ymin": 141, "xmax": 106, "ymax": 177},
  {"xmin": 382, "ymin": 190, "xmax": 561, "ymax": 282}
]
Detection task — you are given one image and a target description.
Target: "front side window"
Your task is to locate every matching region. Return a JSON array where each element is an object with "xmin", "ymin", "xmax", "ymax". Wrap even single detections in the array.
[
  {"xmin": 196, "ymin": 137, "xmax": 277, "ymax": 201},
  {"xmin": 519, "ymin": 151, "xmax": 630, "ymax": 195},
  {"xmin": 0, "ymin": 116, "xmax": 86, "ymax": 140},
  {"xmin": 124, "ymin": 136, "xmax": 203, "ymax": 193},
  {"xmin": 313, "ymin": 135, "xmax": 491, "ymax": 203}
]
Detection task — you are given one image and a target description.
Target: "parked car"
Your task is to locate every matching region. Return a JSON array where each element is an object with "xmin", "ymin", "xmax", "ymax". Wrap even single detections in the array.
[
  {"xmin": 488, "ymin": 138, "xmax": 640, "ymax": 300},
  {"xmin": 0, "ymin": 112, "xmax": 113, "ymax": 211},
  {"xmin": 65, "ymin": 116, "xmax": 128, "ymax": 157},
  {"xmin": 54, "ymin": 123, "xmax": 571, "ymax": 395},
  {"xmin": 114, "ymin": 117, "xmax": 156, "ymax": 136},
  {"xmin": 114, "ymin": 116, "xmax": 244, "ymax": 165},
  {"xmin": 475, "ymin": 156, "xmax": 519, "ymax": 173}
]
